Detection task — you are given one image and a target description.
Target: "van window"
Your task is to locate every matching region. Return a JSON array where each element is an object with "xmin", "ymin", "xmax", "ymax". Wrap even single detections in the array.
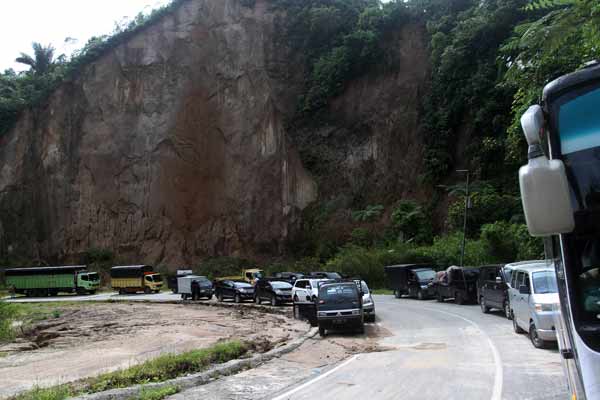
[
  {"xmin": 523, "ymin": 273, "xmax": 530, "ymax": 289},
  {"xmin": 512, "ymin": 271, "xmax": 522, "ymax": 288},
  {"xmin": 533, "ymin": 271, "xmax": 558, "ymax": 294},
  {"xmin": 295, "ymin": 280, "xmax": 306, "ymax": 289}
]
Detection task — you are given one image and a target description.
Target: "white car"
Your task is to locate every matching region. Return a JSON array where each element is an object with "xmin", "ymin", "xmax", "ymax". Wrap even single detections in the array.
[{"xmin": 292, "ymin": 278, "xmax": 331, "ymax": 304}]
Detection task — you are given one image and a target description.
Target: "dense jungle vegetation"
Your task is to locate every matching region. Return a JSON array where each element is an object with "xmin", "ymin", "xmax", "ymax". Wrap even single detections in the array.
[{"xmin": 0, "ymin": 0, "xmax": 599, "ymax": 285}]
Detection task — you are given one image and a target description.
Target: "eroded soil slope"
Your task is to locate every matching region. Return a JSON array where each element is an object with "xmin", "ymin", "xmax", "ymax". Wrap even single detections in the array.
[{"xmin": 0, "ymin": 303, "xmax": 306, "ymax": 398}]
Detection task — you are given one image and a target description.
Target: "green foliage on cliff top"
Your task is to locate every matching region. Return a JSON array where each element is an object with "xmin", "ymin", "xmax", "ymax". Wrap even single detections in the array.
[{"xmin": 0, "ymin": 0, "xmax": 187, "ymax": 136}]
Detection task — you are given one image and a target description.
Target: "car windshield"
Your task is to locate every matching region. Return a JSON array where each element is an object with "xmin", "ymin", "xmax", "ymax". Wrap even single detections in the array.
[
  {"xmin": 152, "ymin": 274, "xmax": 163, "ymax": 282},
  {"xmin": 415, "ymin": 270, "xmax": 436, "ymax": 281},
  {"xmin": 271, "ymin": 282, "xmax": 292, "ymax": 289},
  {"xmin": 198, "ymin": 279, "xmax": 212, "ymax": 287},
  {"xmin": 319, "ymin": 284, "xmax": 358, "ymax": 301},
  {"xmin": 532, "ymin": 271, "xmax": 558, "ymax": 294},
  {"xmin": 234, "ymin": 282, "xmax": 253, "ymax": 288}
]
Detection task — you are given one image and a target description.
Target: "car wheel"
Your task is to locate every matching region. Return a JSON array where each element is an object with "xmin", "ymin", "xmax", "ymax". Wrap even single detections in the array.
[
  {"xmin": 271, "ymin": 295, "xmax": 278, "ymax": 306},
  {"xmin": 293, "ymin": 294, "xmax": 299, "ymax": 302},
  {"xmin": 513, "ymin": 313, "xmax": 525, "ymax": 333},
  {"xmin": 357, "ymin": 324, "xmax": 365, "ymax": 334},
  {"xmin": 530, "ymin": 322, "xmax": 549, "ymax": 348},
  {"xmin": 455, "ymin": 292, "xmax": 464, "ymax": 305},
  {"xmin": 436, "ymin": 291, "xmax": 444, "ymax": 302},
  {"xmin": 394, "ymin": 290, "xmax": 401, "ymax": 299},
  {"xmin": 234, "ymin": 294, "xmax": 241, "ymax": 303},
  {"xmin": 417, "ymin": 290, "xmax": 424, "ymax": 300},
  {"xmin": 192, "ymin": 290, "xmax": 200, "ymax": 301},
  {"xmin": 480, "ymin": 297, "xmax": 490, "ymax": 313},
  {"xmin": 255, "ymin": 295, "xmax": 261, "ymax": 304},
  {"xmin": 504, "ymin": 300, "xmax": 512, "ymax": 320},
  {"xmin": 206, "ymin": 294, "xmax": 213, "ymax": 301},
  {"xmin": 318, "ymin": 325, "xmax": 326, "ymax": 337},
  {"xmin": 217, "ymin": 292, "xmax": 224, "ymax": 302}
]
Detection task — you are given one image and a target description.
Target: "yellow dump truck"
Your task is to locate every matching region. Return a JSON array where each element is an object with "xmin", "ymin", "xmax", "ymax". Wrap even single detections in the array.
[
  {"xmin": 110, "ymin": 265, "xmax": 163, "ymax": 294},
  {"xmin": 216, "ymin": 268, "xmax": 264, "ymax": 285}
]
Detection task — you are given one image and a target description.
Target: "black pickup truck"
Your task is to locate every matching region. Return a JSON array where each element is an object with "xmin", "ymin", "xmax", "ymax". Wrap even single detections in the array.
[
  {"xmin": 384, "ymin": 264, "xmax": 437, "ymax": 300},
  {"xmin": 431, "ymin": 266, "xmax": 480, "ymax": 305}
]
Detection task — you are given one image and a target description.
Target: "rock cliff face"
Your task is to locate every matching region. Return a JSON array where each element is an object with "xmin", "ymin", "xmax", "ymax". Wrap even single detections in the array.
[{"xmin": 0, "ymin": 0, "xmax": 430, "ymax": 265}]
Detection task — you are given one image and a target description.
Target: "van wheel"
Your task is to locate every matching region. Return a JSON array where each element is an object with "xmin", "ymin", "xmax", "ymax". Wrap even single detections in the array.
[
  {"xmin": 504, "ymin": 301, "xmax": 512, "ymax": 320},
  {"xmin": 480, "ymin": 297, "xmax": 490, "ymax": 313},
  {"xmin": 318, "ymin": 325, "xmax": 326, "ymax": 337},
  {"xmin": 455, "ymin": 292, "xmax": 464, "ymax": 305},
  {"xmin": 513, "ymin": 313, "xmax": 525, "ymax": 333},
  {"xmin": 394, "ymin": 290, "xmax": 401, "ymax": 299},
  {"xmin": 530, "ymin": 322, "xmax": 549, "ymax": 348}
]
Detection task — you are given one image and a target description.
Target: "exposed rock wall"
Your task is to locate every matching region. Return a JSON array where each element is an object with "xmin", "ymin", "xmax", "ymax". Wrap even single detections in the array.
[{"xmin": 0, "ymin": 0, "xmax": 430, "ymax": 265}]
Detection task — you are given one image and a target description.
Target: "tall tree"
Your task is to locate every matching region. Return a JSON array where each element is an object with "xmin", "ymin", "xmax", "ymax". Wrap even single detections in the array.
[{"xmin": 15, "ymin": 42, "xmax": 55, "ymax": 75}]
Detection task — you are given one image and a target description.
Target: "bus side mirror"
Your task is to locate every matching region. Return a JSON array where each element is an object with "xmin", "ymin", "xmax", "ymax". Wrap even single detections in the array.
[{"xmin": 519, "ymin": 105, "xmax": 575, "ymax": 236}]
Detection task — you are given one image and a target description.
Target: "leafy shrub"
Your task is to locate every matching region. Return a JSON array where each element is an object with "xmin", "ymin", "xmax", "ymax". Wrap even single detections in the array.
[
  {"xmin": 411, "ymin": 232, "xmax": 492, "ymax": 267},
  {"xmin": 480, "ymin": 221, "xmax": 543, "ymax": 262},
  {"xmin": 390, "ymin": 200, "xmax": 432, "ymax": 244},
  {"xmin": 0, "ymin": 302, "xmax": 18, "ymax": 342},
  {"xmin": 352, "ymin": 204, "xmax": 384, "ymax": 222}
]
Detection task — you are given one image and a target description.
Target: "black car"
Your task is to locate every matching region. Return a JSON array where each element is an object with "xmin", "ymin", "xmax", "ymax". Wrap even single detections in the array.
[
  {"xmin": 316, "ymin": 281, "xmax": 364, "ymax": 337},
  {"xmin": 432, "ymin": 266, "xmax": 480, "ymax": 305},
  {"xmin": 308, "ymin": 271, "xmax": 342, "ymax": 280},
  {"xmin": 384, "ymin": 264, "xmax": 437, "ymax": 300},
  {"xmin": 273, "ymin": 272, "xmax": 305, "ymax": 284},
  {"xmin": 214, "ymin": 280, "xmax": 255, "ymax": 303},
  {"xmin": 477, "ymin": 264, "xmax": 512, "ymax": 318},
  {"xmin": 255, "ymin": 280, "xmax": 293, "ymax": 305}
]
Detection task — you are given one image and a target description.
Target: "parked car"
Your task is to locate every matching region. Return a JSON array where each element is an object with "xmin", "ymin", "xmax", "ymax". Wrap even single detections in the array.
[
  {"xmin": 273, "ymin": 272, "xmax": 305, "ymax": 284},
  {"xmin": 316, "ymin": 281, "xmax": 364, "ymax": 337},
  {"xmin": 508, "ymin": 261, "xmax": 559, "ymax": 348},
  {"xmin": 179, "ymin": 275, "xmax": 213, "ymax": 300},
  {"xmin": 361, "ymin": 280, "xmax": 376, "ymax": 322},
  {"xmin": 431, "ymin": 266, "xmax": 480, "ymax": 304},
  {"xmin": 477, "ymin": 265, "xmax": 512, "ymax": 318},
  {"xmin": 214, "ymin": 280, "xmax": 255, "ymax": 303},
  {"xmin": 384, "ymin": 264, "xmax": 437, "ymax": 300},
  {"xmin": 308, "ymin": 271, "xmax": 342, "ymax": 280},
  {"xmin": 255, "ymin": 280, "xmax": 293, "ymax": 305},
  {"xmin": 292, "ymin": 278, "xmax": 332, "ymax": 325}
]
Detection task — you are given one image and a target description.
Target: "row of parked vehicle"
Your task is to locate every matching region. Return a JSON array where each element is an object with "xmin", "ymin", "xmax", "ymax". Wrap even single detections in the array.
[
  {"xmin": 384, "ymin": 261, "xmax": 560, "ymax": 349},
  {"xmin": 170, "ymin": 270, "xmax": 374, "ymax": 337}
]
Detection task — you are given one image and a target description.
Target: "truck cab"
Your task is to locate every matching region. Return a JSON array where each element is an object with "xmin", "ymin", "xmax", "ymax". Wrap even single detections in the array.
[{"xmin": 77, "ymin": 272, "xmax": 100, "ymax": 294}]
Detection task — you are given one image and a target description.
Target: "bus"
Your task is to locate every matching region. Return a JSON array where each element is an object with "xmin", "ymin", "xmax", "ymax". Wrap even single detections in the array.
[{"xmin": 519, "ymin": 61, "xmax": 600, "ymax": 400}]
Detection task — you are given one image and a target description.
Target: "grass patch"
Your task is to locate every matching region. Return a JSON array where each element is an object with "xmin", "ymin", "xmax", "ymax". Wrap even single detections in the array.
[
  {"xmin": 134, "ymin": 385, "xmax": 179, "ymax": 400},
  {"xmin": 371, "ymin": 289, "xmax": 393, "ymax": 295},
  {"xmin": 0, "ymin": 302, "xmax": 19, "ymax": 342},
  {"xmin": 10, "ymin": 340, "xmax": 248, "ymax": 400},
  {"xmin": 0, "ymin": 351, "xmax": 8, "ymax": 358}
]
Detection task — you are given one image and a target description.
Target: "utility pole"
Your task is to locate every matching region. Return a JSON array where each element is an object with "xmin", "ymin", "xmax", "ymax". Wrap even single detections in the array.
[{"xmin": 456, "ymin": 169, "xmax": 470, "ymax": 267}]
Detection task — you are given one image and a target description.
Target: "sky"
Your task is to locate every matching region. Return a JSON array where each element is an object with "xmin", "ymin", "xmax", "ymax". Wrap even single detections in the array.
[{"xmin": 0, "ymin": 0, "xmax": 171, "ymax": 72}]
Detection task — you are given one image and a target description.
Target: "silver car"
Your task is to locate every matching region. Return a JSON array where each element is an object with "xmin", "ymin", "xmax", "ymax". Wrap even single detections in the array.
[
  {"xmin": 508, "ymin": 262, "xmax": 559, "ymax": 348},
  {"xmin": 361, "ymin": 280, "xmax": 376, "ymax": 323}
]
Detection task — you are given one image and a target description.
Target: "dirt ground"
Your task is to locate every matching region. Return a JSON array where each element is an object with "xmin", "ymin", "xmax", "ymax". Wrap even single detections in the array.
[
  {"xmin": 167, "ymin": 322, "xmax": 393, "ymax": 400},
  {"xmin": 0, "ymin": 303, "xmax": 307, "ymax": 398}
]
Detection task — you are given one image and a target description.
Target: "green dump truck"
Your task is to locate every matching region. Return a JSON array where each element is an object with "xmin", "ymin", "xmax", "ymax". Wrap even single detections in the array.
[{"xmin": 5, "ymin": 265, "xmax": 100, "ymax": 297}]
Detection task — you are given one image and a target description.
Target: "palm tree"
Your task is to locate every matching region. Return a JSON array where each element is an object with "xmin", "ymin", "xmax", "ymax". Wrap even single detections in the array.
[{"xmin": 15, "ymin": 42, "xmax": 55, "ymax": 75}]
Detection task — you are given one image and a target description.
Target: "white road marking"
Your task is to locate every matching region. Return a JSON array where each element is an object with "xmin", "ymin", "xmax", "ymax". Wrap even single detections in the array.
[
  {"xmin": 421, "ymin": 306, "xmax": 504, "ymax": 400},
  {"xmin": 270, "ymin": 354, "xmax": 359, "ymax": 400}
]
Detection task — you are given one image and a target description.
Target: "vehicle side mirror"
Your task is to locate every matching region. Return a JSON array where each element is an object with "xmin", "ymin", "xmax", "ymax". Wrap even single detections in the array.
[
  {"xmin": 495, "ymin": 277, "xmax": 502, "ymax": 284},
  {"xmin": 519, "ymin": 105, "xmax": 574, "ymax": 237},
  {"xmin": 519, "ymin": 285, "xmax": 531, "ymax": 295}
]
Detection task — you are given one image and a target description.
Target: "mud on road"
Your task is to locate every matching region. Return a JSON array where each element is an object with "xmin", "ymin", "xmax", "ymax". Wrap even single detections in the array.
[{"xmin": 0, "ymin": 302, "xmax": 307, "ymax": 398}]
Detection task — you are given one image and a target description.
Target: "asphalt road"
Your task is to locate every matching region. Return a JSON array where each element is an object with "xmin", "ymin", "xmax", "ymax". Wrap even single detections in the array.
[
  {"xmin": 3, "ymin": 293, "xmax": 570, "ymax": 399},
  {"xmin": 269, "ymin": 296, "xmax": 568, "ymax": 400}
]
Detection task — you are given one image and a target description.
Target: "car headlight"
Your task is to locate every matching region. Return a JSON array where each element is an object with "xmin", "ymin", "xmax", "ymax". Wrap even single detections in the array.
[
  {"xmin": 275, "ymin": 290, "xmax": 284, "ymax": 295},
  {"xmin": 534, "ymin": 303, "xmax": 554, "ymax": 312},
  {"xmin": 352, "ymin": 309, "xmax": 360, "ymax": 315},
  {"xmin": 318, "ymin": 311, "xmax": 327, "ymax": 316},
  {"xmin": 420, "ymin": 285, "xmax": 428, "ymax": 289}
]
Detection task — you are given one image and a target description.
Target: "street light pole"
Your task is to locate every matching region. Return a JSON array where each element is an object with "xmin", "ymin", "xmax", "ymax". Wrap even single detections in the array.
[{"xmin": 456, "ymin": 169, "xmax": 470, "ymax": 267}]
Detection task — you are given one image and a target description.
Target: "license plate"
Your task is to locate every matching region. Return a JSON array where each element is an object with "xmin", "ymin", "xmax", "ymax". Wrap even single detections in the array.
[{"xmin": 332, "ymin": 319, "xmax": 346, "ymax": 325}]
